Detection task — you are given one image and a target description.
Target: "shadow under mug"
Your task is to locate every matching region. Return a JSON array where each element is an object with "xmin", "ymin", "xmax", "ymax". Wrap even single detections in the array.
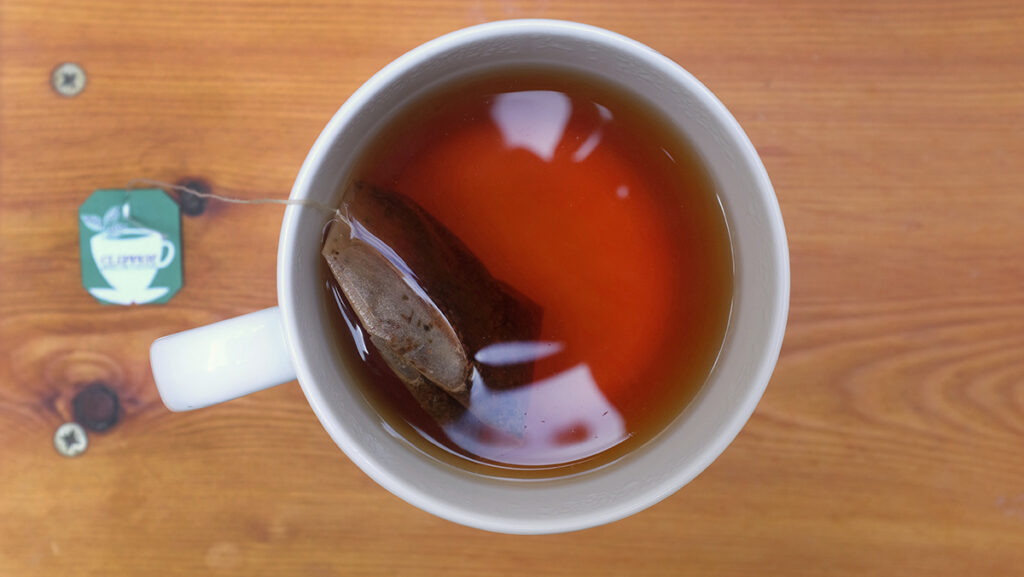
[{"xmin": 150, "ymin": 19, "xmax": 789, "ymax": 534}]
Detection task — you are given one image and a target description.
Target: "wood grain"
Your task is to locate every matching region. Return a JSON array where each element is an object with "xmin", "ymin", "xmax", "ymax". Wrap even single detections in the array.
[{"xmin": 2, "ymin": 0, "xmax": 1024, "ymax": 575}]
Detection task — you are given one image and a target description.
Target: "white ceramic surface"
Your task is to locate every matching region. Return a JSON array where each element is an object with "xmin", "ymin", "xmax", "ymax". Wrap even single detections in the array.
[
  {"xmin": 152, "ymin": 308, "xmax": 295, "ymax": 411},
  {"xmin": 150, "ymin": 19, "xmax": 789, "ymax": 534}
]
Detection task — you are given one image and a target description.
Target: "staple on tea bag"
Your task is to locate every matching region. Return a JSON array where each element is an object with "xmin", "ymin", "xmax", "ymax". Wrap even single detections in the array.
[{"xmin": 321, "ymin": 182, "xmax": 543, "ymax": 429}]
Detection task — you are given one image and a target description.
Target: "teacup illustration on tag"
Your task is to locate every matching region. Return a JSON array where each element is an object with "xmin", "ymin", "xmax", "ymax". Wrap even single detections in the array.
[{"xmin": 79, "ymin": 190, "xmax": 182, "ymax": 305}]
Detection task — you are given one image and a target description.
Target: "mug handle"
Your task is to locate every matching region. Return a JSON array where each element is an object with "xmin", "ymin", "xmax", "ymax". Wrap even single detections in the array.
[
  {"xmin": 157, "ymin": 239, "xmax": 176, "ymax": 268},
  {"xmin": 150, "ymin": 307, "xmax": 296, "ymax": 411}
]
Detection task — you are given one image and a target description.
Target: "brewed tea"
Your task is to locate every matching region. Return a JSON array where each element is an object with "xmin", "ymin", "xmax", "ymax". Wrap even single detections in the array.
[{"xmin": 322, "ymin": 66, "xmax": 733, "ymax": 477}]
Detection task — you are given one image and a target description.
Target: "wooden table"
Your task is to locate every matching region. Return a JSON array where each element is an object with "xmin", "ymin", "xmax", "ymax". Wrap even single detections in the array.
[{"xmin": 2, "ymin": 1, "xmax": 1023, "ymax": 575}]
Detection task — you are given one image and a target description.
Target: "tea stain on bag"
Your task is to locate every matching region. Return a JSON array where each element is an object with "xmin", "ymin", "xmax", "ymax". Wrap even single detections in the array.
[{"xmin": 322, "ymin": 183, "xmax": 544, "ymax": 434}]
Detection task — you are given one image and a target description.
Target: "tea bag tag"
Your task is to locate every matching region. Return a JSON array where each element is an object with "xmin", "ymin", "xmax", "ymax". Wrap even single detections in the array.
[{"xmin": 79, "ymin": 189, "xmax": 182, "ymax": 305}]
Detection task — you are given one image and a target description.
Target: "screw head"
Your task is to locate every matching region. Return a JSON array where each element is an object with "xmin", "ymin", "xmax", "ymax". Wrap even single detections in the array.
[
  {"xmin": 54, "ymin": 422, "xmax": 88, "ymax": 457},
  {"xmin": 51, "ymin": 62, "xmax": 86, "ymax": 97}
]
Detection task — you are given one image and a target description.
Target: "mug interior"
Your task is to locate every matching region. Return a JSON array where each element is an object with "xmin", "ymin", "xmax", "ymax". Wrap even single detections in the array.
[{"xmin": 279, "ymin": 19, "xmax": 788, "ymax": 534}]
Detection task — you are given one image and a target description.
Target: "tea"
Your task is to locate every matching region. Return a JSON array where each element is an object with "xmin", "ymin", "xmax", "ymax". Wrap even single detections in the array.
[{"xmin": 322, "ymin": 66, "xmax": 733, "ymax": 477}]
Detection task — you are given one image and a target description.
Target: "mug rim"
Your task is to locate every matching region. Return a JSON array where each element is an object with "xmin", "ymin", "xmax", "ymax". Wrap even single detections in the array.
[{"xmin": 279, "ymin": 18, "xmax": 789, "ymax": 533}]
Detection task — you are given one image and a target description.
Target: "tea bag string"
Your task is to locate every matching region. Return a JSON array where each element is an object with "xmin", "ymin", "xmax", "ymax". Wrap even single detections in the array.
[{"xmin": 124, "ymin": 178, "xmax": 349, "ymax": 224}]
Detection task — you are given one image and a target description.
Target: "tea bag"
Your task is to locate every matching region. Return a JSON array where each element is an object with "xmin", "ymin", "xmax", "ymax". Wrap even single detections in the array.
[
  {"xmin": 323, "ymin": 229, "xmax": 472, "ymax": 399},
  {"xmin": 322, "ymin": 183, "xmax": 542, "ymax": 428}
]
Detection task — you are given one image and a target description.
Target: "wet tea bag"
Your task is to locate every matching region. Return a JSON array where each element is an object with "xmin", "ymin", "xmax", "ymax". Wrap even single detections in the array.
[
  {"xmin": 323, "ymin": 224, "xmax": 472, "ymax": 402},
  {"xmin": 322, "ymin": 183, "xmax": 542, "ymax": 429}
]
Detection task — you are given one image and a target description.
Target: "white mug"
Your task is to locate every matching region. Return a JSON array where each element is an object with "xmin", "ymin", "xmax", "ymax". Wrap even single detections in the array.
[{"xmin": 150, "ymin": 19, "xmax": 789, "ymax": 534}]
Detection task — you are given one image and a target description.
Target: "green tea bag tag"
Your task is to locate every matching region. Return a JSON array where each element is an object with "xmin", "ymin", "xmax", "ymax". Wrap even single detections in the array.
[{"xmin": 79, "ymin": 189, "xmax": 182, "ymax": 305}]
